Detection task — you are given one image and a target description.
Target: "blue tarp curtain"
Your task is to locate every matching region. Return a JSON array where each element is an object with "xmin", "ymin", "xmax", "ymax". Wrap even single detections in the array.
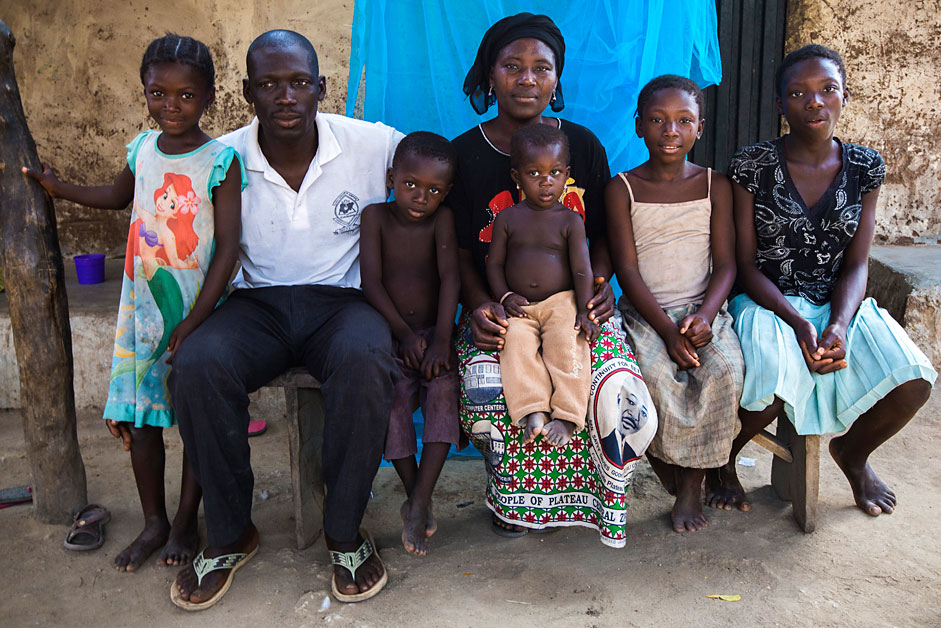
[{"xmin": 345, "ymin": 0, "xmax": 722, "ymax": 173}]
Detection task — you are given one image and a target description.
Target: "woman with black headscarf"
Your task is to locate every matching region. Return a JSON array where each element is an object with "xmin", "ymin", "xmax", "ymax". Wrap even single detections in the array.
[{"xmin": 448, "ymin": 13, "xmax": 657, "ymax": 546}]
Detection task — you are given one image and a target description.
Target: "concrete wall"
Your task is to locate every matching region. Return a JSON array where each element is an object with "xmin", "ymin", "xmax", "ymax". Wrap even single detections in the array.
[
  {"xmin": 786, "ymin": 0, "xmax": 941, "ymax": 245},
  {"xmin": 0, "ymin": 0, "xmax": 354, "ymax": 257}
]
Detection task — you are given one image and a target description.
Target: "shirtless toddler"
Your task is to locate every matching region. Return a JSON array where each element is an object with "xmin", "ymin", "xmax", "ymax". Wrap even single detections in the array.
[
  {"xmin": 360, "ymin": 131, "xmax": 460, "ymax": 557},
  {"xmin": 486, "ymin": 124, "xmax": 599, "ymax": 447}
]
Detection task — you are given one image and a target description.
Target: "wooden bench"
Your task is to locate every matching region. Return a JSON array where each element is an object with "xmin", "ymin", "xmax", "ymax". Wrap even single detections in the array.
[
  {"xmin": 751, "ymin": 417, "xmax": 820, "ymax": 533},
  {"xmin": 264, "ymin": 368, "xmax": 326, "ymax": 549}
]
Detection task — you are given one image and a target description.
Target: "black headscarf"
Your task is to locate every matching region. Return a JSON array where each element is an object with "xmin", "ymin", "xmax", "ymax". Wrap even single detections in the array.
[{"xmin": 462, "ymin": 12, "xmax": 566, "ymax": 115}]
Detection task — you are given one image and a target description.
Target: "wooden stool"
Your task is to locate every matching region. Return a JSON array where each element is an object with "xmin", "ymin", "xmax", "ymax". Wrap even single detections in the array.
[
  {"xmin": 751, "ymin": 416, "xmax": 820, "ymax": 533},
  {"xmin": 264, "ymin": 368, "xmax": 326, "ymax": 549}
]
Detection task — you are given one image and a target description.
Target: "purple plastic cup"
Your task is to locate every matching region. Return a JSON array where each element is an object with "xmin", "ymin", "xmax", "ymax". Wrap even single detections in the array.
[{"xmin": 74, "ymin": 254, "xmax": 105, "ymax": 284}]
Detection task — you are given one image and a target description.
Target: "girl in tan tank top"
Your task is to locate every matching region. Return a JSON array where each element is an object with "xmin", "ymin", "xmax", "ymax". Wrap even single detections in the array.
[{"xmin": 605, "ymin": 76, "xmax": 744, "ymax": 534}]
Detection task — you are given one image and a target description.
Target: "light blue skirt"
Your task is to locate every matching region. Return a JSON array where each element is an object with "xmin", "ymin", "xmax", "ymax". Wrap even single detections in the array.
[{"xmin": 729, "ymin": 294, "xmax": 936, "ymax": 435}]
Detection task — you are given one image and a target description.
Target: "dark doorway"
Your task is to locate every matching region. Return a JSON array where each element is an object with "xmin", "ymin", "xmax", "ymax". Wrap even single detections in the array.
[{"xmin": 691, "ymin": 0, "xmax": 788, "ymax": 172}]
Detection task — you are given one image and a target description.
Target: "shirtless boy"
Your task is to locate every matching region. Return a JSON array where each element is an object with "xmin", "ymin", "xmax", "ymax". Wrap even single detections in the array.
[
  {"xmin": 486, "ymin": 124, "xmax": 599, "ymax": 447},
  {"xmin": 360, "ymin": 132, "xmax": 460, "ymax": 557}
]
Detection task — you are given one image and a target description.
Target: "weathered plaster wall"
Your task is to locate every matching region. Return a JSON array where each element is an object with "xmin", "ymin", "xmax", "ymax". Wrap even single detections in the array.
[
  {"xmin": 4, "ymin": 2, "xmax": 937, "ymax": 250},
  {"xmin": 787, "ymin": 0, "xmax": 941, "ymax": 244},
  {"xmin": 0, "ymin": 0, "xmax": 354, "ymax": 257}
]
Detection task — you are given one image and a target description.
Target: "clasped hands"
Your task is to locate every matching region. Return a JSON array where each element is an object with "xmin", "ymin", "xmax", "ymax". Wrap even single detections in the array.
[{"xmin": 796, "ymin": 320, "xmax": 848, "ymax": 374}]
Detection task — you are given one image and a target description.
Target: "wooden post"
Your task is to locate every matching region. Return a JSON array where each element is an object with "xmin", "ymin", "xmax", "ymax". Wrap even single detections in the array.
[{"xmin": 0, "ymin": 20, "xmax": 87, "ymax": 523}]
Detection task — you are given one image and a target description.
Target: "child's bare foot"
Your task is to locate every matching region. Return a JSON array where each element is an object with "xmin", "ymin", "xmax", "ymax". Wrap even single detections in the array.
[
  {"xmin": 400, "ymin": 499, "xmax": 436, "ymax": 538},
  {"xmin": 704, "ymin": 461, "xmax": 751, "ymax": 512},
  {"xmin": 114, "ymin": 518, "xmax": 170, "ymax": 572},
  {"xmin": 830, "ymin": 436, "xmax": 897, "ymax": 516},
  {"xmin": 520, "ymin": 412, "xmax": 548, "ymax": 444},
  {"xmin": 542, "ymin": 418, "xmax": 576, "ymax": 447},
  {"xmin": 400, "ymin": 498, "xmax": 434, "ymax": 557},
  {"xmin": 158, "ymin": 517, "xmax": 199, "ymax": 566},
  {"xmin": 328, "ymin": 532, "xmax": 386, "ymax": 598},
  {"xmin": 671, "ymin": 468, "xmax": 708, "ymax": 533},
  {"xmin": 647, "ymin": 454, "xmax": 678, "ymax": 496},
  {"xmin": 173, "ymin": 523, "xmax": 259, "ymax": 605}
]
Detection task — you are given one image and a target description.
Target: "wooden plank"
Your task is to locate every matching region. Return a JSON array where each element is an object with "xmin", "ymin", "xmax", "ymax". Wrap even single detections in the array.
[
  {"xmin": 791, "ymin": 433, "xmax": 820, "ymax": 533},
  {"xmin": 769, "ymin": 416, "xmax": 820, "ymax": 533},
  {"xmin": 752, "ymin": 429, "xmax": 793, "ymax": 463},
  {"xmin": 285, "ymin": 385, "xmax": 326, "ymax": 550}
]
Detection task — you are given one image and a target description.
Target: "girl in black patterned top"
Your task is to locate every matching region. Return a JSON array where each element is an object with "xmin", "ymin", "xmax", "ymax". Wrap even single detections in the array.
[{"xmin": 710, "ymin": 44, "xmax": 935, "ymax": 519}]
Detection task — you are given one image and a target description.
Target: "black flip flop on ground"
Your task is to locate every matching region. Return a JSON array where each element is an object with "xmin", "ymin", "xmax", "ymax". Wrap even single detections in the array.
[{"xmin": 64, "ymin": 503, "xmax": 111, "ymax": 551}]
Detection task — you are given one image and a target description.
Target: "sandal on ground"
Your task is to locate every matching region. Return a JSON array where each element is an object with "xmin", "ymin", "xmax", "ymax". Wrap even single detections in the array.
[
  {"xmin": 330, "ymin": 528, "xmax": 388, "ymax": 603},
  {"xmin": 63, "ymin": 503, "xmax": 111, "ymax": 551},
  {"xmin": 247, "ymin": 420, "xmax": 267, "ymax": 437},
  {"xmin": 490, "ymin": 514, "xmax": 528, "ymax": 538},
  {"xmin": 169, "ymin": 544, "xmax": 259, "ymax": 611}
]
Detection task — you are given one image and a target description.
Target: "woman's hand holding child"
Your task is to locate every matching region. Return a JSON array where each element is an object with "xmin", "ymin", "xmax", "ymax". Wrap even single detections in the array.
[
  {"xmin": 470, "ymin": 302, "xmax": 509, "ymax": 351},
  {"xmin": 585, "ymin": 276, "xmax": 615, "ymax": 325}
]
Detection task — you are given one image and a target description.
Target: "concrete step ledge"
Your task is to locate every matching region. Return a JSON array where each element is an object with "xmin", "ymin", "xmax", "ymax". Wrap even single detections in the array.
[
  {"xmin": 867, "ymin": 245, "xmax": 941, "ymax": 369},
  {"xmin": 1, "ymin": 259, "xmax": 285, "ymax": 416}
]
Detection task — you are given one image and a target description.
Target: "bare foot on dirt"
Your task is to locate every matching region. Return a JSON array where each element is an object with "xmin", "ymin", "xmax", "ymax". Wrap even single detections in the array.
[
  {"xmin": 400, "ymin": 499, "xmax": 436, "ymax": 538},
  {"xmin": 830, "ymin": 437, "xmax": 897, "ymax": 516},
  {"xmin": 542, "ymin": 418, "xmax": 576, "ymax": 447},
  {"xmin": 491, "ymin": 513, "xmax": 528, "ymax": 537},
  {"xmin": 705, "ymin": 461, "xmax": 751, "ymax": 512},
  {"xmin": 400, "ymin": 498, "xmax": 433, "ymax": 557},
  {"xmin": 521, "ymin": 412, "xmax": 548, "ymax": 444},
  {"xmin": 173, "ymin": 523, "xmax": 259, "ymax": 605},
  {"xmin": 671, "ymin": 468, "xmax": 708, "ymax": 533},
  {"xmin": 158, "ymin": 518, "xmax": 199, "ymax": 566},
  {"xmin": 329, "ymin": 532, "xmax": 386, "ymax": 598},
  {"xmin": 647, "ymin": 454, "xmax": 677, "ymax": 496},
  {"xmin": 114, "ymin": 518, "xmax": 170, "ymax": 572}
]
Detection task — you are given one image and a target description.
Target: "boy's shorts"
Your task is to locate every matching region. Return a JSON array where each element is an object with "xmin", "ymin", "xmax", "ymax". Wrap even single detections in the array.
[{"xmin": 385, "ymin": 327, "xmax": 461, "ymax": 461}]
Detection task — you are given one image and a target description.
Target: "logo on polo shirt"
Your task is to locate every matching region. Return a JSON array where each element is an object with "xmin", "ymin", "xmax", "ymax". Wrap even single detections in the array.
[{"xmin": 332, "ymin": 191, "xmax": 361, "ymax": 234}]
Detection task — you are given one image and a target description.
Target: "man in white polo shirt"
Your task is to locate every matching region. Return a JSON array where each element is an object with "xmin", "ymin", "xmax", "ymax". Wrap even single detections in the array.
[{"xmin": 169, "ymin": 30, "xmax": 402, "ymax": 609}]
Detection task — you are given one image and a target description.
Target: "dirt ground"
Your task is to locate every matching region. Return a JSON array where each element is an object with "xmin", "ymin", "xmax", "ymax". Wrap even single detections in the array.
[{"xmin": 1, "ymin": 393, "xmax": 939, "ymax": 628}]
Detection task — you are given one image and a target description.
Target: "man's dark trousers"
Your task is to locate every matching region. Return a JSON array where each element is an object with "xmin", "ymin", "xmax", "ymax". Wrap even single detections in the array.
[{"xmin": 169, "ymin": 284, "xmax": 396, "ymax": 547}]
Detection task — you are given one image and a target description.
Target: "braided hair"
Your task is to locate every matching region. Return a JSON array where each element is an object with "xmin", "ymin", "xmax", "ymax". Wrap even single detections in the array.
[{"xmin": 140, "ymin": 33, "xmax": 215, "ymax": 93}]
